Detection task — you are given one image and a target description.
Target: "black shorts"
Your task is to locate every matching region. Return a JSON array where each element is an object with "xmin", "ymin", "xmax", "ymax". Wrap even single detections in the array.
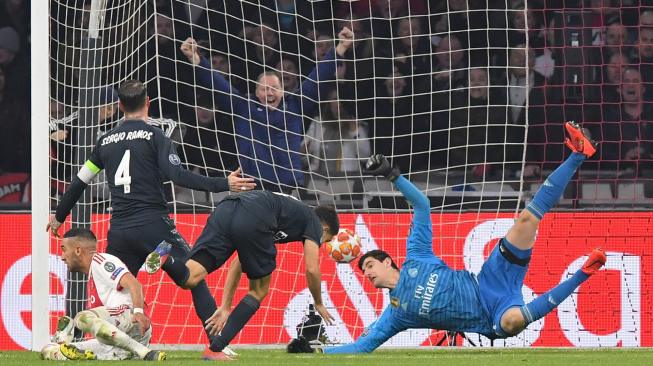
[
  {"xmin": 189, "ymin": 199, "xmax": 277, "ymax": 280},
  {"xmin": 107, "ymin": 216, "xmax": 192, "ymax": 276}
]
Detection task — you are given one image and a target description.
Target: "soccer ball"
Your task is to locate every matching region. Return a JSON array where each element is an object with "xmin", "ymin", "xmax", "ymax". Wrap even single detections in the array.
[{"xmin": 325, "ymin": 229, "xmax": 362, "ymax": 263}]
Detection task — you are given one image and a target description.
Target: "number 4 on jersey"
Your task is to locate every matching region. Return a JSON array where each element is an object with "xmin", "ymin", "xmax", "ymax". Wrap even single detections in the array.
[{"xmin": 115, "ymin": 150, "xmax": 132, "ymax": 193}]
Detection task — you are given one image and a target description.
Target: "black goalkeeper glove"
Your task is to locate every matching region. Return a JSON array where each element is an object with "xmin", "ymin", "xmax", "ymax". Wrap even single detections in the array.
[
  {"xmin": 287, "ymin": 336, "xmax": 315, "ymax": 353},
  {"xmin": 365, "ymin": 154, "xmax": 400, "ymax": 182}
]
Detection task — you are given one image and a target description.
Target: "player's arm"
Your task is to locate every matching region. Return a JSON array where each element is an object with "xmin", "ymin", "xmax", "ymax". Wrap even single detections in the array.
[
  {"xmin": 299, "ymin": 27, "xmax": 353, "ymax": 111},
  {"xmin": 365, "ymin": 154, "xmax": 435, "ymax": 259},
  {"xmin": 47, "ymin": 155, "xmax": 103, "ymax": 237},
  {"xmin": 179, "ymin": 37, "xmax": 245, "ymax": 114},
  {"xmin": 323, "ymin": 308, "xmax": 400, "ymax": 354},
  {"xmin": 155, "ymin": 132, "xmax": 255, "ymax": 192},
  {"xmin": 119, "ymin": 272, "xmax": 150, "ymax": 335},
  {"xmin": 304, "ymin": 240, "xmax": 335, "ymax": 325},
  {"xmin": 205, "ymin": 258, "xmax": 242, "ymax": 335}
]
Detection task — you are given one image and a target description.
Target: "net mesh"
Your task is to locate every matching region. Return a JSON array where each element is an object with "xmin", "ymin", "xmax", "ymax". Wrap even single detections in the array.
[{"xmin": 47, "ymin": 0, "xmax": 651, "ymax": 348}]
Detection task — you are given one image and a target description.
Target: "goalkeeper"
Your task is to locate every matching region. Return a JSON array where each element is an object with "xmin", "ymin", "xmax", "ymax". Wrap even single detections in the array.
[
  {"xmin": 323, "ymin": 122, "xmax": 606, "ymax": 353},
  {"xmin": 41, "ymin": 228, "xmax": 164, "ymax": 361}
]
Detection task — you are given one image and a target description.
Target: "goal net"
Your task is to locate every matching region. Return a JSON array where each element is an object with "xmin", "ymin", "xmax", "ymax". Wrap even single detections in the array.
[{"xmin": 43, "ymin": 0, "xmax": 650, "ymax": 350}]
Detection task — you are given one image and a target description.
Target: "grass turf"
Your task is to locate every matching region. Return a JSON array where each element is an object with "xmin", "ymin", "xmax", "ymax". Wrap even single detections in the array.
[{"xmin": 2, "ymin": 348, "xmax": 653, "ymax": 365}]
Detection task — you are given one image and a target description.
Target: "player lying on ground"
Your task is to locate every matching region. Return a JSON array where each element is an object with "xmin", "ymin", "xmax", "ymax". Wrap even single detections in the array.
[
  {"xmin": 41, "ymin": 228, "xmax": 165, "ymax": 361},
  {"xmin": 319, "ymin": 122, "xmax": 606, "ymax": 353},
  {"xmin": 46, "ymin": 80, "xmax": 255, "ymax": 360},
  {"xmin": 145, "ymin": 191, "xmax": 340, "ymax": 360}
]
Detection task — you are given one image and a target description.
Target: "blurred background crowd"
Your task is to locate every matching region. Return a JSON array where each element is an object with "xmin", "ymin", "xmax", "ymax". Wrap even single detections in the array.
[{"xmin": 1, "ymin": 0, "xmax": 652, "ymax": 206}]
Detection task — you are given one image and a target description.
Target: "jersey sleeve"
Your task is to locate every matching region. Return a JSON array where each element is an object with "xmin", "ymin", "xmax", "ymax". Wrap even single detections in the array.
[
  {"xmin": 323, "ymin": 308, "xmax": 402, "ymax": 354},
  {"xmin": 394, "ymin": 176, "xmax": 437, "ymax": 260},
  {"xmin": 91, "ymin": 253, "xmax": 129, "ymax": 291},
  {"xmin": 154, "ymin": 131, "xmax": 230, "ymax": 192}
]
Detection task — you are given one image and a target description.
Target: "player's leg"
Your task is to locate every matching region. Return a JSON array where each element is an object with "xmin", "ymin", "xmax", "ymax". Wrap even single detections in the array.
[
  {"xmin": 209, "ymin": 274, "xmax": 271, "ymax": 354},
  {"xmin": 73, "ymin": 307, "xmax": 163, "ymax": 360},
  {"xmin": 505, "ymin": 121, "xmax": 597, "ymax": 252},
  {"xmin": 500, "ymin": 248, "xmax": 607, "ymax": 335}
]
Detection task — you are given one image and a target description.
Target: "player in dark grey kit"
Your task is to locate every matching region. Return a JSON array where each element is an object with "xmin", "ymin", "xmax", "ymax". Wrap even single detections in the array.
[
  {"xmin": 146, "ymin": 190, "xmax": 340, "ymax": 360},
  {"xmin": 47, "ymin": 79, "xmax": 256, "ymax": 356}
]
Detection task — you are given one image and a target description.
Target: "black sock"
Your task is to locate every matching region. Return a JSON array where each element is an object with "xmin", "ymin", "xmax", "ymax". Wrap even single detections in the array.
[
  {"xmin": 162, "ymin": 256, "xmax": 190, "ymax": 287},
  {"xmin": 190, "ymin": 281, "xmax": 219, "ymax": 344},
  {"xmin": 210, "ymin": 294, "xmax": 260, "ymax": 352}
]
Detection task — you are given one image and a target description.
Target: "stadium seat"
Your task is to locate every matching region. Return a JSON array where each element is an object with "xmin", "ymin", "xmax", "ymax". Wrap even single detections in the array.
[
  {"xmin": 580, "ymin": 183, "xmax": 613, "ymax": 200},
  {"xmin": 616, "ymin": 183, "xmax": 646, "ymax": 200}
]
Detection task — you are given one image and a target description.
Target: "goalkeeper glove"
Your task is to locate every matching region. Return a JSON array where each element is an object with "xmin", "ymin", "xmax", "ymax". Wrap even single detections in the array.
[{"xmin": 365, "ymin": 154, "xmax": 400, "ymax": 182}]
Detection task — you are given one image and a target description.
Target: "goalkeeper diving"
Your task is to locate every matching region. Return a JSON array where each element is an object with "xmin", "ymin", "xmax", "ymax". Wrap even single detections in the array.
[{"xmin": 315, "ymin": 122, "xmax": 606, "ymax": 353}]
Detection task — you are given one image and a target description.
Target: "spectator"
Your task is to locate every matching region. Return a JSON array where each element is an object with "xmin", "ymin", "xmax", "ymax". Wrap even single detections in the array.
[
  {"xmin": 633, "ymin": 27, "xmax": 653, "ymax": 99},
  {"xmin": 302, "ymin": 89, "xmax": 370, "ymax": 174},
  {"xmin": 238, "ymin": 23, "xmax": 282, "ymax": 94},
  {"xmin": 0, "ymin": 65, "xmax": 29, "ymax": 175},
  {"xmin": 602, "ymin": 19, "xmax": 631, "ymax": 62},
  {"xmin": 276, "ymin": 58, "xmax": 299, "ymax": 92},
  {"xmin": 181, "ymin": 92, "xmax": 237, "ymax": 175},
  {"xmin": 602, "ymin": 52, "xmax": 630, "ymax": 104},
  {"xmin": 509, "ymin": 5, "xmax": 556, "ymax": 79},
  {"xmin": 390, "ymin": 17, "xmax": 431, "ymax": 79},
  {"xmin": 426, "ymin": 35, "xmax": 468, "ymax": 111},
  {"xmin": 448, "ymin": 68, "xmax": 512, "ymax": 177},
  {"xmin": 601, "ymin": 67, "xmax": 653, "ymax": 175},
  {"xmin": 0, "ymin": 26, "xmax": 28, "ymax": 98},
  {"xmin": 181, "ymin": 28, "xmax": 354, "ymax": 193}
]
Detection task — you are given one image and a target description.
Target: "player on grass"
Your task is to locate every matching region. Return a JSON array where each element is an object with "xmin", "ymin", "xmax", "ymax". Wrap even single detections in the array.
[
  {"xmin": 320, "ymin": 122, "xmax": 607, "ymax": 353},
  {"xmin": 145, "ymin": 190, "xmax": 340, "ymax": 360},
  {"xmin": 41, "ymin": 228, "xmax": 164, "ymax": 361},
  {"xmin": 46, "ymin": 80, "xmax": 256, "ymax": 359}
]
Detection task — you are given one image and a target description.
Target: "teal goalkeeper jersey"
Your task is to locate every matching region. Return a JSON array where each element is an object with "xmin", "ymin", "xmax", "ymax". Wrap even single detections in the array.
[{"xmin": 324, "ymin": 176, "xmax": 494, "ymax": 354}]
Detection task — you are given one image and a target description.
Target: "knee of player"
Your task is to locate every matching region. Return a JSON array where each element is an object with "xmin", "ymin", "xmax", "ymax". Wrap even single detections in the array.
[
  {"xmin": 248, "ymin": 287, "xmax": 269, "ymax": 301},
  {"xmin": 500, "ymin": 310, "xmax": 526, "ymax": 335},
  {"xmin": 74, "ymin": 310, "xmax": 96, "ymax": 330}
]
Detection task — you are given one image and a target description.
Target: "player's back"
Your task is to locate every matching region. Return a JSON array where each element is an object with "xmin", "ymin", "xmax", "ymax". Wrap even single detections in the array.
[
  {"xmin": 226, "ymin": 190, "xmax": 322, "ymax": 244},
  {"xmin": 95, "ymin": 120, "xmax": 169, "ymax": 227},
  {"xmin": 389, "ymin": 258, "xmax": 493, "ymax": 336}
]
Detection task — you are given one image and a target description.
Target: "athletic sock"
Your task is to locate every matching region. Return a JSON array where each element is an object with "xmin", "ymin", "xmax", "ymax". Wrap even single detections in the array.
[
  {"xmin": 210, "ymin": 294, "xmax": 260, "ymax": 352},
  {"xmin": 190, "ymin": 281, "xmax": 219, "ymax": 344},
  {"xmin": 526, "ymin": 152, "xmax": 585, "ymax": 219},
  {"xmin": 162, "ymin": 256, "xmax": 190, "ymax": 287},
  {"xmin": 520, "ymin": 269, "xmax": 589, "ymax": 324}
]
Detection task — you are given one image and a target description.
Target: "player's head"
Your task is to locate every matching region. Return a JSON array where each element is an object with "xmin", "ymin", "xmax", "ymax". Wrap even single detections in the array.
[
  {"xmin": 357, "ymin": 250, "xmax": 399, "ymax": 288},
  {"xmin": 314, "ymin": 205, "xmax": 339, "ymax": 243},
  {"xmin": 60, "ymin": 228, "xmax": 97, "ymax": 273},
  {"xmin": 255, "ymin": 71, "xmax": 283, "ymax": 109},
  {"xmin": 118, "ymin": 80, "xmax": 149, "ymax": 115}
]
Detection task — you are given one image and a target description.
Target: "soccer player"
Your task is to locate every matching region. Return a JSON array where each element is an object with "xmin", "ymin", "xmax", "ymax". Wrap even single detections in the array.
[
  {"xmin": 146, "ymin": 190, "xmax": 341, "ymax": 360},
  {"xmin": 322, "ymin": 122, "xmax": 607, "ymax": 353},
  {"xmin": 46, "ymin": 80, "xmax": 256, "ymax": 358},
  {"xmin": 41, "ymin": 228, "xmax": 164, "ymax": 361}
]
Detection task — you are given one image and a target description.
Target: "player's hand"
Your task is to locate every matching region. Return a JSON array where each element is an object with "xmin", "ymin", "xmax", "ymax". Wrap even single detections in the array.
[
  {"xmin": 365, "ymin": 154, "xmax": 400, "ymax": 181},
  {"xmin": 50, "ymin": 130, "xmax": 68, "ymax": 142},
  {"xmin": 46, "ymin": 215, "xmax": 63, "ymax": 238},
  {"xmin": 227, "ymin": 167, "xmax": 256, "ymax": 192},
  {"xmin": 314, "ymin": 303, "xmax": 334, "ymax": 326},
  {"xmin": 336, "ymin": 26, "xmax": 354, "ymax": 56},
  {"xmin": 205, "ymin": 307, "xmax": 230, "ymax": 336},
  {"xmin": 180, "ymin": 37, "xmax": 200, "ymax": 65},
  {"xmin": 132, "ymin": 313, "xmax": 151, "ymax": 336}
]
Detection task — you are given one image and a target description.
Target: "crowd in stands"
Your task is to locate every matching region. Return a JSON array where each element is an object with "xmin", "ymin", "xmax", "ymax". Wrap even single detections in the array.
[{"xmin": 4, "ymin": 0, "xmax": 653, "ymax": 204}]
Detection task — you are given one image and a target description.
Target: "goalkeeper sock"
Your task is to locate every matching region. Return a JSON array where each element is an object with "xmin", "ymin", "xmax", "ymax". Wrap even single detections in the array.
[
  {"xmin": 210, "ymin": 294, "xmax": 260, "ymax": 352},
  {"xmin": 520, "ymin": 269, "xmax": 589, "ymax": 324},
  {"xmin": 190, "ymin": 281, "xmax": 219, "ymax": 342},
  {"xmin": 162, "ymin": 256, "xmax": 190, "ymax": 287},
  {"xmin": 526, "ymin": 152, "xmax": 585, "ymax": 219}
]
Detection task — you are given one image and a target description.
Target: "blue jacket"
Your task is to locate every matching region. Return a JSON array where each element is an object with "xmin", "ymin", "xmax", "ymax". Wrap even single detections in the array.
[{"xmin": 196, "ymin": 49, "xmax": 339, "ymax": 187}]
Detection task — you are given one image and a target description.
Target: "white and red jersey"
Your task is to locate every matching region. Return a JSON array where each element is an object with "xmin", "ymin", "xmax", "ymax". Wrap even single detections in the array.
[{"xmin": 87, "ymin": 253, "xmax": 132, "ymax": 310}]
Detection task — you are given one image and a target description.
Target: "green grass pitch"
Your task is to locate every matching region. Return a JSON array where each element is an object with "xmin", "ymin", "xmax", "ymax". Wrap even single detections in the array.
[{"xmin": 2, "ymin": 348, "xmax": 653, "ymax": 365}]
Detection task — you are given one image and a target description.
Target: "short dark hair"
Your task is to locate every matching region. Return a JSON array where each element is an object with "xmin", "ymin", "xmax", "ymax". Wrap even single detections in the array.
[
  {"xmin": 256, "ymin": 70, "xmax": 282, "ymax": 85},
  {"xmin": 313, "ymin": 205, "xmax": 339, "ymax": 235},
  {"xmin": 118, "ymin": 80, "xmax": 147, "ymax": 112},
  {"xmin": 63, "ymin": 227, "xmax": 97, "ymax": 242},
  {"xmin": 357, "ymin": 249, "xmax": 399, "ymax": 272}
]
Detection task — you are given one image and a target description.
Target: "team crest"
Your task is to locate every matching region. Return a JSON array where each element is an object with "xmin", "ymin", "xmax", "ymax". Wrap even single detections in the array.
[
  {"xmin": 408, "ymin": 267, "xmax": 418, "ymax": 278},
  {"xmin": 168, "ymin": 153, "xmax": 181, "ymax": 165},
  {"xmin": 104, "ymin": 262, "xmax": 116, "ymax": 272}
]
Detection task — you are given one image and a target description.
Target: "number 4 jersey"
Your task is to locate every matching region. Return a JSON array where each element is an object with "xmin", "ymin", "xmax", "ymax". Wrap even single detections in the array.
[{"xmin": 80, "ymin": 119, "xmax": 230, "ymax": 229}]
